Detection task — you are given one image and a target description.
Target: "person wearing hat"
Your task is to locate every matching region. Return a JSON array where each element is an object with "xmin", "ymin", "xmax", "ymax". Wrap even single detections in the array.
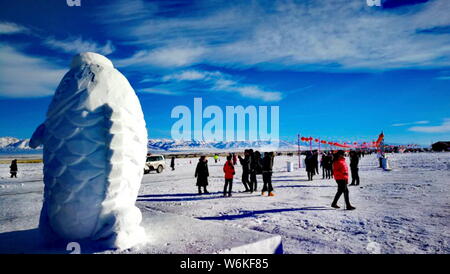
[{"xmin": 331, "ymin": 150, "xmax": 355, "ymax": 210}]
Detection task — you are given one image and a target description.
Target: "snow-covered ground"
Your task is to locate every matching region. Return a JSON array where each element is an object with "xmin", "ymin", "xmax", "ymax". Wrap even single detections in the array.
[{"xmin": 0, "ymin": 152, "xmax": 449, "ymax": 253}]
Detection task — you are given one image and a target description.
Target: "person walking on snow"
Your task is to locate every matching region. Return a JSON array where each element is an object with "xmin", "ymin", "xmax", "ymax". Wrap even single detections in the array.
[
  {"xmin": 331, "ymin": 150, "xmax": 355, "ymax": 210},
  {"xmin": 261, "ymin": 152, "xmax": 275, "ymax": 197},
  {"xmin": 195, "ymin": 156, "xmax": 210, "ymax": 194},
  {"xmin": 10, "ymin": 159, "xmax": 18, "ymax": 178},
  {"xmin": 223, "ymin": 155, "xmax": 235, "ymax": 197}
]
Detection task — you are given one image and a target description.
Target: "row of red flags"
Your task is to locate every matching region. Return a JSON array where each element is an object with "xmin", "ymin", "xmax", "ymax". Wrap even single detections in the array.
[
  {"xmin": 298, "ymin": 133, "xmax": 419, "ymax": 149},
  {"xmin": 299, "ymin": 136, "xmax": 381, "ymax": 148}
]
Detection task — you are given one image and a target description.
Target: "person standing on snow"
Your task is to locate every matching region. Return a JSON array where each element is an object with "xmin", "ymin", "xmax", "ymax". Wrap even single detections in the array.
[
  {"xmin": 313, "ymin": 150, "xmax": 319, "ymax": 176},
  {"xmin": 9, "ymin": 159, "xmax": 18, "ymax": 178},
  {"xmin": 223, "ymin": 155, "xmax": 235, "ymax": 197},
  {"xmin": 349, "ymin": 151, "xmax": 360, "ymax": 186},
  {"xmin": 232, "ymin": 153, "xmax": 237, "ymax": 166},
  {"xmin": 170, "ymin": 156, "xmax": 175, "ymax": 171},
  {"xmin": 261, "ymin": 152, "xmax": 275, "ymax": 197},
  {"xmin": 320, "ymin": 153, "xmax": 326, "ymax": 179},
  {"xmin": 238, "ymin": 150, "xmax": 252, "ymax": 192},
  {"xmin": 331, "ymin": 150, "xmax": 355, "ymax": 210},
  {"xmin": 305, "ymin": 151, "xmax": 315, "ymax": 181},
  {"xmin": 250, "ymin": 150, "xmax": 262, "ymax": 192},
  {"xmin": 195, "ymin": 156, "xmax": 210, "ymax": 194}
]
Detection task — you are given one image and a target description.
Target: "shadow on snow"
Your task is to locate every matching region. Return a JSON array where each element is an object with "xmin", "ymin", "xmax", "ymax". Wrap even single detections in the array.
[{"xmin": 197, "ymin": 207, "xmax": 332, "ymax": 221}]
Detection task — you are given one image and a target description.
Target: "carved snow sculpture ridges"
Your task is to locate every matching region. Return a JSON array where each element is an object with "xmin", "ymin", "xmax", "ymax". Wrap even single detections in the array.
[{"xmin": 30, "ymin": 52, "xmax": 147, "ymax": 250}]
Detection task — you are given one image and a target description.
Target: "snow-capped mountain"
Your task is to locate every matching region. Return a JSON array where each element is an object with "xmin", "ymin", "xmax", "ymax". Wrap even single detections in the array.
[
  {"xmin": 147, "ymin": 139, "xmax": 302, "ymax": 152},
  {"xmin": 0, "ymin": 137, "xmax": 42, "ymax": 151},
  {"xmin": 1, "ymin": 136, "xmax": 303, "ymax": 153}
]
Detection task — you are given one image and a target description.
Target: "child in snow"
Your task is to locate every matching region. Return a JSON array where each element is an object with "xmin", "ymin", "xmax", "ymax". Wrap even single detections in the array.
[
  {"xmin": 9, "ymin": 159, "xmax": 18, "ymax": 178},
  {"xmin": 223, "ymin": 155, "xmax": 235, "ymax": 197}
]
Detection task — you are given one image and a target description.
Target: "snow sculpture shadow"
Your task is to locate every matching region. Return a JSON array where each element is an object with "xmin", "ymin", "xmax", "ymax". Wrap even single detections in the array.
[
  {"xmin": 0, "ymin": 228, "xmax": 107, "ymax": 254},
  {"xmin": 198, "ymin": 207, "xmax": 332, "ymax": 221},
  {"xmin": 29, "ymin": 52, "xmax": 148, "ymax": 251}
]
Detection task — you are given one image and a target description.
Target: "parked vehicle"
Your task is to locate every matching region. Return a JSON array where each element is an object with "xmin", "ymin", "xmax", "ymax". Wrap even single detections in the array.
[{"xmin": 144, "ymin": 154, "xmax": 166, "ymax": 174}]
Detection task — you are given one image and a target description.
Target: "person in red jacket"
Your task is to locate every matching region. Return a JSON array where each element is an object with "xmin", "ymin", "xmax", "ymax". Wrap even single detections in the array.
[
  {"xmin": 223, "ymin": 155, "xmax": 235, "ymax": 197},
  {"xmin": 331, "ymin": 150, "xmax": 356, "ymax": 210}
]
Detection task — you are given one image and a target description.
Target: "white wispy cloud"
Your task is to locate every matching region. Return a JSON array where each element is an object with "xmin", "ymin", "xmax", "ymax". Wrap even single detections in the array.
[
  {"xmin": 162, "ymin": 70, "xmax": 221, "ymax": 81},
  {"xmin": 115, "ymin": 46, "xmax": 205, "ymax": 68},
  {"xmin": 139, "ymin": 88, "xmax": 180, "ymax": 96},
  {"xmin": 0, "ymin": 22, "xmax": 28, "ymax": 35},
  {"xmin": 392, "ymin": 120, "xmax": 429, "ymax": 127},
  {"xmin": 0, "ymin": 45, "xmax": 66, "ymax": 98},
  {"xmin": 97, "ymin": 0, "xmax": 450, "ymax": 71},
  {"xmin": 408, "ymin": 118, "xmax": 450, "ymax": 133},
  {"xmin": 44, "ymin": 37, "xmax": 115, "ymax": 55},
  {"xmin": 151, "ymin": 69, "xmax": 282, "ymax": 102}
]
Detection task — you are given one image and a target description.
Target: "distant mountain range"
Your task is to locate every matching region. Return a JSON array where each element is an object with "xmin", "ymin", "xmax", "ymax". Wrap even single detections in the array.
[{"xmin": 0, "ymin": 136, "xmax": 304, "ymax": 154}]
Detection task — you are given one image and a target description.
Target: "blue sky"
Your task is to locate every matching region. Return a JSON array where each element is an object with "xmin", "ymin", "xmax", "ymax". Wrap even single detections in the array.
[{"xmin": 0, "ymin": 0, "xmax": 449, "ymax": 145}]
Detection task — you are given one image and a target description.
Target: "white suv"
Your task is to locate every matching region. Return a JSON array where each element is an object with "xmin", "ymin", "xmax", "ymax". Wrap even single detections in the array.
[{"xmin": 144, "ymin": 154, "xmax": 166, "ymax": 174}]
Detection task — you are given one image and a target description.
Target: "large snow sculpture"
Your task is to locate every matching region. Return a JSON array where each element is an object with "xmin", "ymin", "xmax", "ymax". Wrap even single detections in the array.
[{"xmin": 30, "ymin": 52, "xmax": 147, "ymax": 250}]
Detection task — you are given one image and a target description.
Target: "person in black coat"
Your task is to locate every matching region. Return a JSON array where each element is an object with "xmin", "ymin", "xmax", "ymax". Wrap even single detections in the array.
[
  {"xmin": 195, "ymin": 156, "xmax": 209, "ymax": 194},
  {"xmin": 313, "ymin": 150, "xmax": 319, "ymax": 176},
  {"xmin": 250, "ymin": 150, "xmax": 262, "ymax": 192},
  {"xmin": 305, "ymin": 151, "xmax": 315, "ymax": 181},
  {"xmin": 238, "ymin": 150, "xmax": 252, "ymax": 192},
  {"xmin": 261, "ymin": 152, "xmax": 275, "ymax": 196},
  {"xmin": 170, "ymin": 156, "xmax": 175, "ymax": 171},
  {"xmin": 320, "ymin": 153, "xmax": 326, "ymax": 179},
  {"xmin": 324, "ymin": 152, "xmax": 333, "ymax": 179},
  {"xmin": 349, "ymin": 150, "xmax": 360, "ymax": 186},
  {"xmin": 10, "ymin": 159, "xmax": 18, "ymax": 178}
]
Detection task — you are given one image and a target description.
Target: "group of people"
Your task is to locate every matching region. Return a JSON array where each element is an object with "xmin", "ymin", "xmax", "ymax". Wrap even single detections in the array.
[
  {"xmin": 194, "ymin": 149, "xmax": 276, "ymax": 197},
  {"xmin": 305, "ymin": 150, "xmax": 361, "ymax": 186}
]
